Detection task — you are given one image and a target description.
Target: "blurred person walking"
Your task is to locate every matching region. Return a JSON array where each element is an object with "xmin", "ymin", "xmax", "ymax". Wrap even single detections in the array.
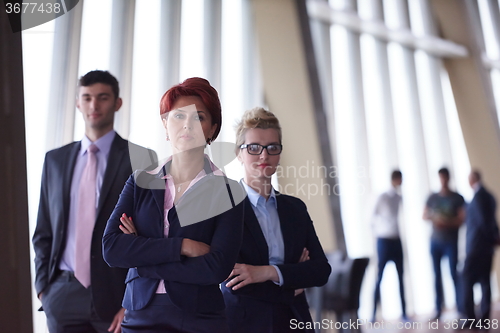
[{"xmin": 371, "ymin": 170, "xmax": 408, "ymax": 322}]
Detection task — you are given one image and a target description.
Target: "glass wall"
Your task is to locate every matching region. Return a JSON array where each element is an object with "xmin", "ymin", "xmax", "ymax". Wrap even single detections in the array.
[
  {"xmin": 308, "ymin": 0, "xmax": 493, "ymax": 321},
  {"xmin": 22, "ymin": 0, "xmax": 500, "ymax": 330}
]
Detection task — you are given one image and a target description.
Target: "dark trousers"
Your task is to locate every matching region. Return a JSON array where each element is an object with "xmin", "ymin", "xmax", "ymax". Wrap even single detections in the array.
[
  {"xmin": 430, "ymin": 238, "xmax": 460, "ymax": 315},
  {"xmin": 462, "ymin": 251, "xmax": 494, "ymax": 321},
  {"xmin": 271, "ymin": 303, "xmax": 303, "ymax": 333},
  {"xmin": 41, "ymin": 271, "xmax": 112, "ymax": 333},
  {"xmin": 122, "ymin": 293, "xmax": 229, "ymax": 333},
  {"xmin": 373, "ymin": 238, "xmax": 406, "ymax": 319},
  {"xmin": 225, "ymin": 294, "xmax": 309, "ymax": 333}
]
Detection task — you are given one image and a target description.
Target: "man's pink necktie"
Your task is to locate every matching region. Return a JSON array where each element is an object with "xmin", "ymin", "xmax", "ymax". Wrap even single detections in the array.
[{"xmin": 74, "ymin": 144, "xmax": 99, "ymax": 288}]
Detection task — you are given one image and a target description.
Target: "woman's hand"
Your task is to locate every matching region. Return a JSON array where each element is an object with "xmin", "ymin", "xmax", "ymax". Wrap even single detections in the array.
[
  {"xmin": 294, "ymin": 247, "xmax": 310, "ymax": 296},
  {"xmin": 299, "ymin": 247, "xmax": 310, "ymax": 262},
  {"xmin": 181, "ymin": 239, "xmax": 210, "ymax": 257},
  {"xmin": 225, "ymin": 264, "xmax": 278, "ymax": 290},
  {"xmin": 119, "ymin": 214, "xmax": 210, "ymax": 258},
  {"xmin": 107, "ymin": 307, "xmax": 125, "ymax": 333},
  {"xmin": 119, "ymin": 213, "xmax": 137, "ymax": 235}
]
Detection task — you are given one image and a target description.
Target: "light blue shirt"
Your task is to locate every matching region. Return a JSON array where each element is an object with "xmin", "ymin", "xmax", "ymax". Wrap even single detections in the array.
[
  {"xmin": 60, "ymin": 130, "xmax": 116, "ymax": 272},
  {"xmin": 241, "ymin": 180, "xmax": 285, "ymax": 285}
]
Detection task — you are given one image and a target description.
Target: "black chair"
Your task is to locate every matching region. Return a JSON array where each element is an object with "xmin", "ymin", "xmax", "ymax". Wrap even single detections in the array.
[{"xmin": 308, "ymin": 251, "xmax": 369, "ymax": 333}]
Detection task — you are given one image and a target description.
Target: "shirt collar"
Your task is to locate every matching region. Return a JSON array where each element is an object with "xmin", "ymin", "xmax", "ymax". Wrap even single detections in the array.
[
  {"xmin": 388, "ymin": 187, "xmax": 399, "ymax": 196},
  {"xmin": 241, "ymin": 179, "xmax": 277, "ymax": 208},
  {"xmin": 163, "ymin": 169, "xmax": 206, "ymax": 182},
  {"xmin": 155, "ymin": 154, "xmax": 224, "ymax": 179},
  {"xmin": 80, "ymin": 130, "xmax": 116, "ymax": 157},
  {"xmin": 146, "ymin": 154, "xmax": 224, "ymax": 179}
]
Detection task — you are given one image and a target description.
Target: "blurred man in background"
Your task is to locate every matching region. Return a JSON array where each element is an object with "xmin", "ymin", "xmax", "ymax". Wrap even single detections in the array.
[
  {"xmin": 423, "ymin": 167, "xmax": 465, "ymax": 320},
  {"xmin": 371, "ymin": 170, "xmax": 408, "ymax": 322},
  {"xmin": 461, "ymin": 170, "xmax": 499, "ymax": 324}
]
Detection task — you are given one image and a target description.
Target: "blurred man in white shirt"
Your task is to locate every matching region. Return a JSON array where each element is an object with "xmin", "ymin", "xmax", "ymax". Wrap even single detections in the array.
[{"xmin": 371, "ymin": 170, "xmax": 407, "ymax": 322}]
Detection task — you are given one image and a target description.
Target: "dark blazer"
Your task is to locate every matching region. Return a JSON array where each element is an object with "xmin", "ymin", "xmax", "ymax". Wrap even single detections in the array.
[
  {"xmin": 32, "ymin": 134, "xmax": 157, "ymax": 321},
  {"xmin": 221, "ymin": 193, "xmax": 331, "ymax": 333},
  {"xmin": 102, "ymin": 160, "xmax": 246, "ymax": 314},
  {"xmin": 465, "ymin": 186, "xmax": 499, "ymax": 256}
]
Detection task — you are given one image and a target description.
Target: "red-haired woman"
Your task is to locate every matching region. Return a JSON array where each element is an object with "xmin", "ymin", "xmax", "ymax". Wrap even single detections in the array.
[{"xmin": 103, "ymin": 77, "xmax": 245, "ymax": 333}]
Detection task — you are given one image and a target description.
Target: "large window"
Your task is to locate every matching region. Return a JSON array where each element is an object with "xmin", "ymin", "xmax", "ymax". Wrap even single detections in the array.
[
  {"xmin": 308, "ymin": 0, "xmax": 492, "ymax": 321},
  {"xmin": 23, "ymin": 0, "xmax": 500, "ymax": 330}
]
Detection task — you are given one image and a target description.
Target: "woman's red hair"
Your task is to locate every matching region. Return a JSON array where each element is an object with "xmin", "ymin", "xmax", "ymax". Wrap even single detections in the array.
[{"xmin": 160, "ymin": 77, "xmax": 222, "ymax": 141}]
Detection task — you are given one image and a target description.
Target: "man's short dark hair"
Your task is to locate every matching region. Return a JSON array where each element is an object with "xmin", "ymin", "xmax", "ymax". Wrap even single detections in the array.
[
  {"xmin": 391, "ymin": 170, "xmax": 402, "ymax": 181},
  {"xmin": 78, "ymin": 70, "xmax": 119, "ymax": 99},
  {"xmin": 438, "ymin": 167, "xmax": 450, "ymax": 178}
]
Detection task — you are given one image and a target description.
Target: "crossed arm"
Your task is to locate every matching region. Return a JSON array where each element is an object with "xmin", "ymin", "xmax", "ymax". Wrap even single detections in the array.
[
  {"xmin": 120, "ymin": 210, "xmax": 309, "ymax": 296},
  {"xmin": 225, "ymin": 248, "xmax": 310, "ymax": 296},
  {"xmin": 423, "ymin": 206, "xmax": 465, "ymax": 229},
  {"xmin": 119, "ymin": 214, "xmax": 210, "ymax": 258},
  {"xmin": 103, "ymin": 174, "xmax": 243, "ymax": 285}
]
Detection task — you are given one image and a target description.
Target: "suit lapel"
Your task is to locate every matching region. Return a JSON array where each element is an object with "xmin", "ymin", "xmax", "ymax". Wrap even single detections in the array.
[
  {"xmin": 243, "ymin": 198, "xmax": 270, "ymax": 264},
  {"xmin": 147, "ymin": 164, "xmax": 168, "ymax": 230},
  {"xmin": 97, "ymin": 135, "xmax": 127, "ymax": 218},
  {"xmin": 478, "ymin": 186, "xmax": 485, "ymax": 198},
  {"xmin": 152, "ymin": 188, "xmax": 165, "ymax": 217},
  {"xmin": 63, "ymin": 142, "xmax": 81, "ymax": 225},
  {"xmin": 277, "ymin": 195, "xmax": 295, "ymax": 264},
  {"xmin": 471, "ymin": 187, "xmax": 483, "ymax": 208}
]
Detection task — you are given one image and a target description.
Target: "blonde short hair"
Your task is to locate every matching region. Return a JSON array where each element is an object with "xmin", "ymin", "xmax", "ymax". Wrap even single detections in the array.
[{"xmin": 234, "ymin": 107, "xmax": 282, "ymax": 155}]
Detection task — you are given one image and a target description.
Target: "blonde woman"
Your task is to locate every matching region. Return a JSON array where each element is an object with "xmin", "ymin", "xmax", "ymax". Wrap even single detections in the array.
[{"xmin": 222, "ymin": 108, "xmax": 331, "ymax": 333}]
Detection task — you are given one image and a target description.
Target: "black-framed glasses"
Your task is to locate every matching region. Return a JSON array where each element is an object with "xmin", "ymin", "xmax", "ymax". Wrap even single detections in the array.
[{"xmin": 240, "ymin": 144, "xmax": 283, "ymax": 155}]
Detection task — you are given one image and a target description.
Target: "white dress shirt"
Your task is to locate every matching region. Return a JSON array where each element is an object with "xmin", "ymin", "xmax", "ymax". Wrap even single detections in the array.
[{"xmin": 371, "ymin": 187, "xmax": 402, "ymax": 239}]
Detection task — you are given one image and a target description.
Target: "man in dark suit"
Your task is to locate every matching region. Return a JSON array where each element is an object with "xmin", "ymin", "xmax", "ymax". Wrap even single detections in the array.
[
  {"xmin": 32, "ymin": 70, "xmax": 156, "ymax": 333},
  {"xmin": 462, "ymin": 170, "xmax": 499, "ymax": 323}
]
